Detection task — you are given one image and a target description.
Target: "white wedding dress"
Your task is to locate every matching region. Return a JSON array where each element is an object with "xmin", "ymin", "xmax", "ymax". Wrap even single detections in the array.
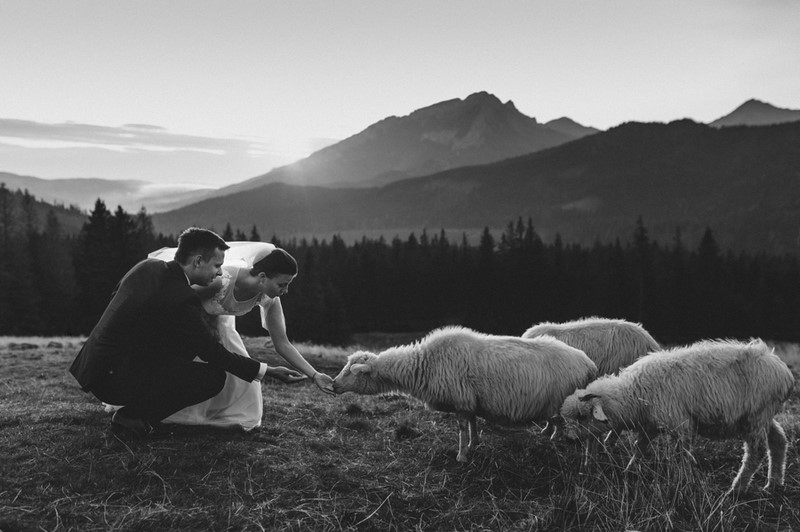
[{"xmin": 147, "ymin": 241, "xmax": 278, "ymax": 431}]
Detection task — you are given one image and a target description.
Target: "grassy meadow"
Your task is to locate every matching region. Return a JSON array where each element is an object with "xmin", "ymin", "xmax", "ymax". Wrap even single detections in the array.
[{"xmin": 1, "ymin": 336, "xmax": 799, "ymax": 531}]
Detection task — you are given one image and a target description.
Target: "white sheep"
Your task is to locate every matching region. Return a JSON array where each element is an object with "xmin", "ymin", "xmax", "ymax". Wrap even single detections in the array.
[
  {"xmin": 523, "ymin": 317, "xmax": 661, "ymax": 440},
  {"xmin": 332, "ymin": 325, "xmax": 598, "ymax": 462},
  {"xmin": 522, "ymin": 317, "xmax": 661, "ymax": 376},
  {"xmin": 560, "ymin": 339, "xmax": 795, "ymax": 495}
]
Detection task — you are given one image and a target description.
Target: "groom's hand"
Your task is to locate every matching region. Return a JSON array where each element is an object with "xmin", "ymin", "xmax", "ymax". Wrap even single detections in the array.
[{"xmin": 266, "ymin": 366, "xmax": 306, "ymax": 384}]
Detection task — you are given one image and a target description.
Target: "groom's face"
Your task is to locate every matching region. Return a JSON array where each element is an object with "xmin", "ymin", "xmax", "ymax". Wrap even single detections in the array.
[{"xmin": 190, "ymin": 248, "xmax": 226, "ymax": 286}]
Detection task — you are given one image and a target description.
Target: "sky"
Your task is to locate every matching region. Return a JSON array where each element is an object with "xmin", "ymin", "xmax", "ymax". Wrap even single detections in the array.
[{"xmin": 1, "ymin": 0, "xmax": 799, "ymax": 188}]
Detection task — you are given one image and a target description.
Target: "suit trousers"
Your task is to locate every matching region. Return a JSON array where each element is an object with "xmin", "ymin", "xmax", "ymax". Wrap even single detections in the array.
[{"xmin": 89, "ymin": 355, "xmax": 227, "ymax": 424}]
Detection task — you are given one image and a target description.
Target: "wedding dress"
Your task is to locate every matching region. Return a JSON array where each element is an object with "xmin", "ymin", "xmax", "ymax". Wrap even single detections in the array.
[{"xmin": 147, "ymin": 241, "xmax": 278, "ymax": 431}]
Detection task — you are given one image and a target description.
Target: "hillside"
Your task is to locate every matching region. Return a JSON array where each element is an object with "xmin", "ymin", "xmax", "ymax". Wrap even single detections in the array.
[
  {"xmin": 0, "ymin": 172, "xmax": 213, "ymax": 213},
  {"xmin": 0, "ymin": 182, "xmax": 88, "ymax": 235},
  {"xmin": 153, "ymin": 120, "xmax": 800, "ymax": 255}
]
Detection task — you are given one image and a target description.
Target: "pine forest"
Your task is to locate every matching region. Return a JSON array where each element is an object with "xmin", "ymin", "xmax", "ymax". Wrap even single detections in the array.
[{"xmin": 2, "ymin": 186, "xmax": 799, "ymax": 347}]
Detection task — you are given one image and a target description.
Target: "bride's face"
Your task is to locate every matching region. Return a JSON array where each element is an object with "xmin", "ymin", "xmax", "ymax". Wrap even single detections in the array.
[{"xmin": 262, "ymin": 273, "xmax": 295, "ymax": 298}]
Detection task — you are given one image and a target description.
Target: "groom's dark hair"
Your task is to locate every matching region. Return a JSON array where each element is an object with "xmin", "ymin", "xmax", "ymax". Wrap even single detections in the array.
[
  {"xmin": 251, "ymin": 248, "xmax": 298, "ymax": 277},
  {"xmin": 174, "ymin": 227, "xmax": 229, "ymax": 264}
]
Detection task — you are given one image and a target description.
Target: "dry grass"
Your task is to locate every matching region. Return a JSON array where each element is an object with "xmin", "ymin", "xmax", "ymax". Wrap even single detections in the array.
[{"xmin": 0, "ymin": 337, "xmax": 798, "ymax": 531}]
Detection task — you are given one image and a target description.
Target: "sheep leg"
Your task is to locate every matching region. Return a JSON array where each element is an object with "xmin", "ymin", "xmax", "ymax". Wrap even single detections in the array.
[
  {"xmin": 728, "ymin": 432, "xmax": 767, "ymax": 495},
  {"xmin": 456, "ymin": 413, "xmax": 472, "ymax": 462},
  {"xmin": 624, "ymin": 431, "xmax": 651, "ymax": 472},
  {"xmin": 582, "ymin": 437, "xmax": 598, "ymax": 467},
  {"xmin": 765, "ymin": 419, "xmax": 788, "ymax": 491},
  {"xmin": 468, "ymin": 415, "xmax": 480, "ymax": 451}
]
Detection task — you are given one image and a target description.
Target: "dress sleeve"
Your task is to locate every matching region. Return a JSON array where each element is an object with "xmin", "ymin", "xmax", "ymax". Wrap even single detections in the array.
[{"xmin": 202, "ymin": 264, "xmax": 237, "ymax": 316}]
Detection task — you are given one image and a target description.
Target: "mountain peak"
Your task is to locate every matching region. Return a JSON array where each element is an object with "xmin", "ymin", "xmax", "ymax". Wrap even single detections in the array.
[
  {"xmin": 462, "ymin": 91, "xmax": 521, "ymax": 114},
  {"xmin": 544, "ymin": 117, "xmax": 600, "ymax": 138},
  {"xmin": 412, "ymin": 91, "xmax": 513, "ymax": 118},
  {"xmin": 464, "ymin": 91, "xmax": 500, "ymax": 103},
  {"xmin": 710, "ymin": 99, "xmax": 800, "ymax": 128},
  {"xmin": 736, "ymin": 99, "xmax": 784, "ymax": 113}
]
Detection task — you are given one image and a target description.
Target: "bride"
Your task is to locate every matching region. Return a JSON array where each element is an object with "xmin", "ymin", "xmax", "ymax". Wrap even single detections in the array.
[{"xmin": 148, "ymin": 241, "xmax": 335, "ymax": 430}]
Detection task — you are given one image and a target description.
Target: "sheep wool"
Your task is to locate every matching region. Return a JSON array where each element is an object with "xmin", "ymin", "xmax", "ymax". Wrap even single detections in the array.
[
  {"xmin": 560, "ymin": 338, "xmax": 794, "ymax": 495},
  {"xmin": 333, "ymin": 325, "xmax": 597, "ymax": 462},
  {"xmin": 522, "ymin": 316, "xmax": 661, "ymax": 375}
]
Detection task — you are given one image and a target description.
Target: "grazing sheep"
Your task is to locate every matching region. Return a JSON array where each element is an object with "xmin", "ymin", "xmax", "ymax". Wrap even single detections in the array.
[
  {"xmin": 332, "ymin": 326, "xmax": 597, "ymax": 462},
  {"xmin": 522, "ymin": 317, "xmax": 661, "ymax": 376},
  {"xmin": 560, "ymin": 339, "xmax": 794, "ymax": 495},
  {"xmin": 523, "ymin": 317, "xmax": 661, "ymax": 441}
]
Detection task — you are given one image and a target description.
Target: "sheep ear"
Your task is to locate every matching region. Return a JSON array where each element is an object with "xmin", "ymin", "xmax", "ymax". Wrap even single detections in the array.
[
  {"xmin": 592, "ymin": 403, "xmax": 608, "ymax": 422},
  {"xmin": 350, "ymin": 363, "xmax": 372, "ymax": 375}
]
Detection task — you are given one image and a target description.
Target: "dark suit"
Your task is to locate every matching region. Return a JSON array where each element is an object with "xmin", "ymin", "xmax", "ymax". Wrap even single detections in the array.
[{"xmin": 69, "ymin": 258, "xmax": 261, "ymax": 423}]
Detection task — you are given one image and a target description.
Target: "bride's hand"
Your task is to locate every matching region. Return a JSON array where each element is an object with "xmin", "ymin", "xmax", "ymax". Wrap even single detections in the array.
[
  {"xmin": 312, "ymin": 372, "xmax": 335, "ymax": 396},
  {"xmin": 266, "ymin": 366, "xmax": 306, "ymax": 384}
]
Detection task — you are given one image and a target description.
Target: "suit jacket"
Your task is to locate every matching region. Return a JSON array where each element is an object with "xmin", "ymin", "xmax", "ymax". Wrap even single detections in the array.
[{"xmin": 69, "ymin": 259, "xmax": 261, "ymax": 392}]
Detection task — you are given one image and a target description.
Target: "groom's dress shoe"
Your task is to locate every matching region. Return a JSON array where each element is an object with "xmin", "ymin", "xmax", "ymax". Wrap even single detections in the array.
[{"xmin": 111, "ymin": 409, "xmax": 154, "ymax": 438}]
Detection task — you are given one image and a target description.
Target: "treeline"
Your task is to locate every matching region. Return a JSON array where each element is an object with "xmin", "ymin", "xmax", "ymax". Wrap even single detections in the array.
[
  {"xmin": 272, "ymin": 217, "xmax": 800, "ymax": 345},
  {"xmin": 1, "ymin": 189, "xmax": 799, "ymax": 346}
]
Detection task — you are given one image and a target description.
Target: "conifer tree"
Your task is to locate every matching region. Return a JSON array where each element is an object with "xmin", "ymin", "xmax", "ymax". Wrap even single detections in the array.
[
  {"xmin": 74, "ymin": 199, "xmax": 116, "ymax": 332},
  {"xmin": 36, "ymin": 210, "xmax": 77, "ymax": 334},
  {"xmin": 633, "ymin": 216, "xmax": 653, "ymax": 323}
]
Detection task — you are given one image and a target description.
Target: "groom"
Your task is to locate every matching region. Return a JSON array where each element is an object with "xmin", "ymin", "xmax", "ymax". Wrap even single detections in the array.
[{"xmin": 69, "ymin": 227, "xmax": 304, "ymax": 436}]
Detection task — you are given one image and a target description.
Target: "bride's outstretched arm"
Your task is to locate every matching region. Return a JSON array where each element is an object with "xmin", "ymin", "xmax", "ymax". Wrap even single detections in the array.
[{"xmin": 264, "ymin": 299, "xmax": 335, "ymax": 395}]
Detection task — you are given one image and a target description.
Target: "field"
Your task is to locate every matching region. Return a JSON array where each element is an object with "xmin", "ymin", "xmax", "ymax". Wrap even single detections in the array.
[{"xmin": 1, "ymin": 336, "xmax": 799, "ymax": 531}]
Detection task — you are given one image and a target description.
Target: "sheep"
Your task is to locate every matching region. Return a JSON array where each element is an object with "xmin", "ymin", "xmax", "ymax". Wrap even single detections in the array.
[
  {"xmin": 332, "ymin": 325, "xmax": 598, "ymax": 462},
  {"xmin": 560, "ymin": 338, "xmax": 795, "ymax": 495},
  {"xmin": 522, "ymin": 317, "xmax": 661, "ymax": 376},
  {"xmin": 522, "ymin": 317, "xmax": 661, "ymax": 440}
]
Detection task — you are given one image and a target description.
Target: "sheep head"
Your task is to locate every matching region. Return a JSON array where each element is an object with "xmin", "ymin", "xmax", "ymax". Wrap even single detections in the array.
[
  {"xmin": 560, "ymin": 391, "xmax": 610, "ymax": 441},
  {"xmin": 332, "ymin": 351, "xmax": 381, "ymax": 395}
]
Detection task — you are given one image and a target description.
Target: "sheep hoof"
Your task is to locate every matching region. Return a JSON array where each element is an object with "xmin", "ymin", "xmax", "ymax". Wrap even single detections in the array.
[
  {"xmin": 725, "ymin": 483, "xmax": 753, "ymax": 499},
  {"xmin": 761, "ymin": 482, "xmax": 784, "ymax": 495},
  {"xmin": 456, "ymin": 453, "xmax": 468, "ymax": 463}
]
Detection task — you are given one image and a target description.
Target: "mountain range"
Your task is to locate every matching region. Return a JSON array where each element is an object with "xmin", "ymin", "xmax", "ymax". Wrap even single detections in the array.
[
  {"xmin": 211, "ymin": 92, "xmax": 599, "ymax": 196},
  {"xmin": 0, "ymin": 92, "xmax": 596, "ymax": 213},
  {"xmin": 3, "ymin": 95, "xmax": 800, "ymax": 254},
  {"xmin": 151, "ymin": 117, "xmax": 800, "ymax": 255}
]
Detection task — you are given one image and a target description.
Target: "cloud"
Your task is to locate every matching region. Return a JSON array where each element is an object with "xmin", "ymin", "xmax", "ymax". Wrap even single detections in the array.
[
  {"xmin": 0, "ymin": 118, "xmax": 252, "ymax": 155},
  {"xmin": 122, "ymin": 123, "xmax": 167, "ymax": 131}
]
